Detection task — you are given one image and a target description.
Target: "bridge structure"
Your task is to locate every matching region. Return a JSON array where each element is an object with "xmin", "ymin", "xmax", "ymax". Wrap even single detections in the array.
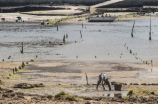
[
  {"xmin": 91, "ymin": 0, "xmax": 124, "ymax": 8},
  {"xmin": 90, "ymin": 0, "xmax": 124, "ymax": 14}
]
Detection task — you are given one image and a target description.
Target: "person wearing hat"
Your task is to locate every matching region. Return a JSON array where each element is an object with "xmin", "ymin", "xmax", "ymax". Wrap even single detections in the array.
[{"xmin": 96, "ymin": 73, "xmax": 111, "ymax": 91}]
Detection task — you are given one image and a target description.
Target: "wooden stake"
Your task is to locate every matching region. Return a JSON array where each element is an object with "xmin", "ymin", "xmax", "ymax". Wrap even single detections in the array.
[
  {"xmin": 149, "ymin": 13, "xmax": 151, "ymax": 40},
  {"xmin": 151, "ymin": 60, "xmax": 153, "ymax": 72},
  {"xmin": 131, "ymin": 21, "xmax": 135, "ymax": 37},
  {"xmin": 57, "ymin": 24, "xmax": 58, "ymax": 31},
  {"xmin": 85, "ymin": 73, "xmax": 89, "ymax": 85},
  {"xmin": 66, "ymin": 34, "xmax": 68, "ymax": 38},
  {"xmin": 63, "ymin": 35, "xmax": 65, "ymax": 43},
  {"xmin": 80, "ymin": 31, "xmax": 82, "ymax": 38},
  {"xmin": 20, "ymin": 42, "xmax": 23, "ymax": 53},
  {"xmin": 13, "ymin": 68, "xmax": 15, "ymax": 74}
]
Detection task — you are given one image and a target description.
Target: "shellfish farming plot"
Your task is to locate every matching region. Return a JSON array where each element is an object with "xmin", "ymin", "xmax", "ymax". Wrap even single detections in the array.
[{"xmin": 0, "ymin": 19, "xmax": 158, "ymax": 63}]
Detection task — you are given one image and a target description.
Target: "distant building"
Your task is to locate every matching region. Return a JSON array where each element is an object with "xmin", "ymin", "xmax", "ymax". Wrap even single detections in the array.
[{"xmin": 0, "ymin": 0, "xmax": 158, "ymax": 7}]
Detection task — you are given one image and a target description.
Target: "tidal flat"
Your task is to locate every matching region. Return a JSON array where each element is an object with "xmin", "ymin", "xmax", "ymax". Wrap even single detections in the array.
[{"xmin": 1, "ymin": 16, "xmax": 158, "ymax": 103}]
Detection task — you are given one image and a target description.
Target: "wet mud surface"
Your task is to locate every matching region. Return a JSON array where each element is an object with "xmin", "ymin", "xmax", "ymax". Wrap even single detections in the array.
[
  {"xmin": 1, "ymin": 20, "xmax": 158, "ymax": 62},
  {"xmin": 2, "ymin": 60, "xmax": 154, "ymax": 98},
  {"xmin": 1, "ymin": 20, "xmax": 158, "ymax": 103}
]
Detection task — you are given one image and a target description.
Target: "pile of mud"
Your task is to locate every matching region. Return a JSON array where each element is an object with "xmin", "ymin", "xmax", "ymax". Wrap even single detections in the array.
[
  {"xmin": 0, "ymin": 87, "xmax": 53, "ymax": 104},
  {"xmin": 14, "ymin": 83, "xmax": 44, "ymax": 89}
]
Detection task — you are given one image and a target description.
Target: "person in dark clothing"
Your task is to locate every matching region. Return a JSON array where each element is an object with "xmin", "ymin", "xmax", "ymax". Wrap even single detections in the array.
[{"xmin": 96, "ymin": 73, "xmax": 111, "ymax": 91}]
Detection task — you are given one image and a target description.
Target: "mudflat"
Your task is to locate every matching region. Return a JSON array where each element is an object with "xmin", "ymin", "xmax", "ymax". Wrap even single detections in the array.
[{"xmin": 1, "ymin": 5, "xmax": 158, "ymax": 104}]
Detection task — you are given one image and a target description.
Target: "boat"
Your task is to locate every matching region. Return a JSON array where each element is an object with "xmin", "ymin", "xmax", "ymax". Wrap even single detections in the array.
[{"xmin": 88, "ymin": 16, "xmax": 117, "ymax": 22}]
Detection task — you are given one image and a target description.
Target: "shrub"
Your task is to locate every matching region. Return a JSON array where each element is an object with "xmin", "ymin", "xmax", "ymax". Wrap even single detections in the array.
[
  {"xmin": 133, "ymin": 90, "xmax": 150, "ymax": 95},
  {"xmin": 22, "ymin": 62, "xmax": 25, "ymax": 68},
  {"xmin": 15, "ymin": 67, "xmax": 18, "ymax": 72},
  {"xmin": 55, "ymin": 91, "xmax": 67, "ymax": 100},
  {"xmin": 40, "ymin": 83, "xmax": 43, "ymax": 85},
  {"xmin": 65, "ymin": 96, "xmax": 77, "ymax": 101},
  {"xmin": 19, "ymin": 66, "xmax": 21, "ymax": 69},
  {"xmin": 8, "ymin": 56, "xmax": 11, "ymax": 59},
  {"xmin": 0, "ymin": 80, "xmax": 5, "ymax": 85},
  {"xmin": 54, "ymin": 91, "xmax": 77, "ymax": 101},
  {"xmin": 13, "ymin": 68, "xmax": 15, "ymax": 74}
]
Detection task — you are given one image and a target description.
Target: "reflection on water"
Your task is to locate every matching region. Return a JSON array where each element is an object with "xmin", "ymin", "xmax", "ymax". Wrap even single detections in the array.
[{"xmin": 0, "ymin": 19, "xmax": 158, "ymax": 63}]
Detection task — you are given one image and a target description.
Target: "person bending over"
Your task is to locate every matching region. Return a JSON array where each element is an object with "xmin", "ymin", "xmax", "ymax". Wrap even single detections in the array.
[{"xmin": 96, "ymin": 73, "xmax": 111, "ymax": 91}]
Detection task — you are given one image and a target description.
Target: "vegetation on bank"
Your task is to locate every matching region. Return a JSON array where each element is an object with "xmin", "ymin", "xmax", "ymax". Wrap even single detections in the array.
[
  {"xmin": 2, "ymin": 61, "xmax": 30, "ymax": 80},
  {"xmin": 127, "ymin": 87, "xmax": 158, "ymax": 97},
  {"xmin": 54, "ymin": 91, "xmax": 77, "ymax": 101},
  {"xmin": 0, "ymin": 80, "xmax": 5, "ymax": 85},
  {"xmin": 47, "ymin": 16, "xmax": 75, "ymax": 25}
]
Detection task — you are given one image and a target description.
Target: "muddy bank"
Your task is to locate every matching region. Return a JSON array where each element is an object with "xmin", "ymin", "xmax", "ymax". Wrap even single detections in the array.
[{"xmin": 1, "ymin": 86, "xmax": 158, "ymax": 104}]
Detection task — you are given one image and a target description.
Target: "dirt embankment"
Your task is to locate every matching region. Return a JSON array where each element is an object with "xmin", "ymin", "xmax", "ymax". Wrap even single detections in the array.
[
  {"xmin": 0, "ymin": 6, "xmax": 87, "ymax": 23},
  {"xmin": 1, "ymin": 86, "xmax": 158, "ymax": 104}
]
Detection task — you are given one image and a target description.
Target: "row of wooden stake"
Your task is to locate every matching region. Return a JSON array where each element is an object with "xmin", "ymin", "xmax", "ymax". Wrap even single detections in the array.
[{"xmin": 131, "ymin": 15, "xmax": 152, "ymax": 40}]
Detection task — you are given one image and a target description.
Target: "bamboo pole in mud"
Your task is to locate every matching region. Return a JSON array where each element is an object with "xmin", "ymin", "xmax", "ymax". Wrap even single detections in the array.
[
  {"xmin": 66, "ymin": 34, "xmax": 68, "ymax": 38},
  {"xmin": 131, "ymin": 21, "xmax": 135, "ymax": 37},
  {"xmin": 63, "ymin": 35, "xmax": 65, "ymax": 43},
  {"xmin": 85, "ymin": 73, "xmax": 89, "ymax": 85},
  {"xmin": 151, "ymin": 60, "xmax": 153, "ymax": 72},
  {"xmin": 80, "ymin": 31, "xmax": 82, "ymax": 38},
  {"xmin": 20, "ymin": 42, "xmax": 23, "ymax": 54},
  {"xmin": 57, "ymin": 24, "xmax": 58, "ymax": 31},
  {"xmin": 13, "ymin": 68, "xmax": 15, "ymax": 74},
  {"xmin": 149, "ymin": 13, "xmax": 151, "ymax": 40},
  {"xmin": 82, "ymin": 23, "xmax": 83, "ymax": 28}
]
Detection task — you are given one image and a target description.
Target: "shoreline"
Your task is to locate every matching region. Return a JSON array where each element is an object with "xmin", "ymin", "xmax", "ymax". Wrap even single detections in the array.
[{"xmin": 0, "ymin": 6, "xmax": 158, "ymax": 24}]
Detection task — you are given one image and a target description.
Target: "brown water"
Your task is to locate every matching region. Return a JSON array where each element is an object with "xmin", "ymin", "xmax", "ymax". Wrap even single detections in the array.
[{"xmin": 0, "ymin": 19, "xmax": 158, "ymax": 63}]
